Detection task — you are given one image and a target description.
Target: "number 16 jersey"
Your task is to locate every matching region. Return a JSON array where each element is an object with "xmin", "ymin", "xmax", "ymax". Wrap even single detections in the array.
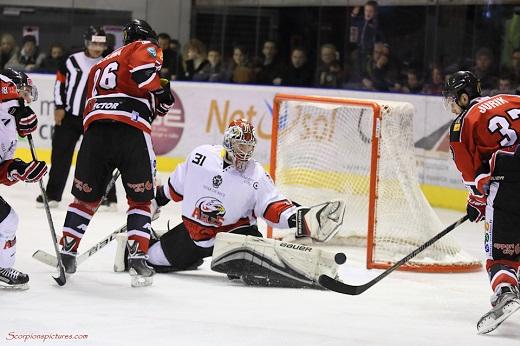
[{"xmin": 83, "ymin": 40, "xmax": 163, "ymax": 134}]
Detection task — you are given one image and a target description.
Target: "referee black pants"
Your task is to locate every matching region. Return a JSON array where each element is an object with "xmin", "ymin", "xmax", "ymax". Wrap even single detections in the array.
[{"xmin": 45, "ymin": 113, "xmax": 117, "ymax": 202}]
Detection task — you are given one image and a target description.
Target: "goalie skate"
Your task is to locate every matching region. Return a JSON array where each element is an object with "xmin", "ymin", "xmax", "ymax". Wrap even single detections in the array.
[
  {"xmin": 0, "ymin": 267, "xmax": 29, "ymax": 290},
  {"xmin": 477, "ymin": 286, "xmax": 520, "ymax": 334}
]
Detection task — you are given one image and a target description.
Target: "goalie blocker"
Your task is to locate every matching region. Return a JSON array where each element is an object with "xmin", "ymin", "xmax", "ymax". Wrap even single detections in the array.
[{"xmin": 211, "ymin": 232, "xmax": 346, "ymax": 289}]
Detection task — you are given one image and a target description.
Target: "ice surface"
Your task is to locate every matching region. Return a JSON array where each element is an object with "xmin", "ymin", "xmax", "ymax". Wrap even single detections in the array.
[{"xmin": 0, "ymin": 173, "xmax": 518, "ymax": 345}]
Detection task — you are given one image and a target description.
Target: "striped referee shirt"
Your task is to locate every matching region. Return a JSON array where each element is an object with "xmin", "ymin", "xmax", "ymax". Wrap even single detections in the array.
[{"xmin": 54, "ymin": 51, "xmax": 103, "ymax": 117}]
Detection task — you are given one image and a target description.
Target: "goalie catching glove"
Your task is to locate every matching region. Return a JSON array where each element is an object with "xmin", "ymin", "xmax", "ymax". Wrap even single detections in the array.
[{"xmin": 295, "ymin": 199, "xmax": 346, "ymax": 242}]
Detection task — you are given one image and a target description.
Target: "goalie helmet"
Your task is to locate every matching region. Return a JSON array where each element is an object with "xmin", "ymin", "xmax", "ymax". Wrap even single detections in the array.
[
  {"xmin": 0, "ymin": 68, "xmax": 38, "ymax": 102},
  {"xmin": 123, "ymin": 19, "xmax": 158, "ymax": 45},
  {"xmin": 223, "ymin": 119, "xmax": 257, "ymax": 172},
  {"xmin": 443, "ymin": 70, "xmax": 481, "ymax": 110}
]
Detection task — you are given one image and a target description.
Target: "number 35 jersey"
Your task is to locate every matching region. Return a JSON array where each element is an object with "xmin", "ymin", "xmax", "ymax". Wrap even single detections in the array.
[
  {"xmin": 450, "ymin": 94, "xmax": 520, "ymax": 195},
  {"xmin": 162, "ymin": 144, "xmax": 297, "ymax": 244},
  {"xmin": 83, "ymin": 40, "xmax": 163, "ymax": 134}
]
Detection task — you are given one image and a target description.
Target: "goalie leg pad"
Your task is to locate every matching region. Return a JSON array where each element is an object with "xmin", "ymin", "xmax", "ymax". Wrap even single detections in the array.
[
  {"xmin": 211, "ymin": 232, "xmax": 344, "ymax": 288},
  {"xmin": 296, "ymin": 199, "xmax": 346, "ymax": 243}
]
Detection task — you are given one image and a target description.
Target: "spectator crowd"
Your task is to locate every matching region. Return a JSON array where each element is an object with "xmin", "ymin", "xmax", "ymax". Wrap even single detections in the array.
[{"xmin": 1, "ymin": 1, "xmax": 519, "ymax": 96}]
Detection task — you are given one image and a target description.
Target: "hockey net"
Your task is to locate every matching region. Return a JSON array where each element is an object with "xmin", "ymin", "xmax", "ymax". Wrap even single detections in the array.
[{"xmin": 269, "ymin": 94, "xmax": 481, "ymax": 272}]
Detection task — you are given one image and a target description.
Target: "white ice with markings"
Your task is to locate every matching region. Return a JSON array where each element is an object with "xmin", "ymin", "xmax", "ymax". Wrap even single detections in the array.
[{"xmin": 0, "ymin": 173, "xmax": 519, "ymax": 345}]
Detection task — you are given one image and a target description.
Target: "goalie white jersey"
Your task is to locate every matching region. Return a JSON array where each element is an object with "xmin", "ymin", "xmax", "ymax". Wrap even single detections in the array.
[{"xmin": 163, "ymin": 144, "xmax": 297, "ymax": 243}]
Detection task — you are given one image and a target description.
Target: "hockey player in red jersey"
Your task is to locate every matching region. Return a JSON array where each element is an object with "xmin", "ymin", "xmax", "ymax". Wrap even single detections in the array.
[
  {"xmin": 444, "ymin": 70, "xmax": 520, "ymax": 333},
  {"xmin": 114, "ymin": 119, "xmax": 347, "ymax": 288},
  {"xmin": 0, "ymin": 68, "xmax": 47, "ymax": 289},
  {"xmin": 58, "ymin": 19, "xmax": 174, "ymax": 286}
]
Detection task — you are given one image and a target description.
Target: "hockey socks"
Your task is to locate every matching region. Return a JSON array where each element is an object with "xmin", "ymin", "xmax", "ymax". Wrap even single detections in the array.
[
  {"xmin": 60, "ymin": 200, "xmax": 97, "ymax": 253},
  {"xmin": 127, "ymin": 200, "xmax": 152, "ymax": 253}
]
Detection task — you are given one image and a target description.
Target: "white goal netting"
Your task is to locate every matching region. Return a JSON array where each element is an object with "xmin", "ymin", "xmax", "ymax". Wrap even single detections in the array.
[{"xmin": 271, "ymin": 95, "xmax": 480, "ymax": 272}]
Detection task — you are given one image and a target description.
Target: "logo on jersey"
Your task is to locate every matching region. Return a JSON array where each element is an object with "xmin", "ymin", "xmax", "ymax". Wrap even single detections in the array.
[
  {"xmin": 93, "ymin": 102, "xmax": 121, "ymax": 110},
  {"xmin": 147, "ymin": 47, "xmax": 157, "ymax": 57},
  {"xmin": 212, "ymin": 175, "xmax": 222, "ymax": 188},
  {"xmin": 192, "ymin": 197, "xmax": 225, "ymax": 226}
]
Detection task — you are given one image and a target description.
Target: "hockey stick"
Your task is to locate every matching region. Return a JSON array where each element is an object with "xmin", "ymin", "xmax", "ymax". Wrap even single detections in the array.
[
  {"xmin": 319, "ymin": 215, "xmax": 469, "ymax": 295},
  {"xmin": 33, "ymin": 211, "xmax": 160, "ymax": 267},
  {"xmin": 27, "ymin": 134, "xmax": 66, "ymax": 286},
  {"xmin": 99, "ymin": 169, "xmax": 121, "ymax": 208}
]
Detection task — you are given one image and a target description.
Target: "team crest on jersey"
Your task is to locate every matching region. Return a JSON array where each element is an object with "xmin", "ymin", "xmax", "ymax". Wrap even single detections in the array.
[
  {"xmin": 212, "ymin": 175, "xmax": 222, "ymax": 188},
  {"xmin": 147, "ymin": 47, "xmax": 157, "ymax": 57},
  {"xmin": 192, "ymin": 197, "xmax": 225, "ymax": 226}
]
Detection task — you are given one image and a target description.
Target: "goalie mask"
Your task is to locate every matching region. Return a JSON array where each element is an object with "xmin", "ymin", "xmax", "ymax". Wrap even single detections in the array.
[
  {"xmin": 0, "ymin": 68, "xmax": 38, "ymax": 103},
  {"xmin": 223, "ymin": 119, "xmax": 257, "ymax": 172}
]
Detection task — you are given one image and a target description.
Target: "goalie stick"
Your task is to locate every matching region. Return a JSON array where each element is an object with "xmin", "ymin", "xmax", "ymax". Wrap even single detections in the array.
[
  {"xmin": 27, "ymin": 134, "xmax": 66, "ymax": 286},
  {"xmin": 33, "ymin": 211, "xmax": 160, "ymax": 268},
  {"xmin": 319, "ymin": 215, "xmax": 469, "ymax": 295}
]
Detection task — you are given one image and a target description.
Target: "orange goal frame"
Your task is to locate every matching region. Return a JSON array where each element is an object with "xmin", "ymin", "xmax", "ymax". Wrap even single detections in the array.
[{"xmin": 268, "ymin": 93, "xmax": 481, "ymax": 273}]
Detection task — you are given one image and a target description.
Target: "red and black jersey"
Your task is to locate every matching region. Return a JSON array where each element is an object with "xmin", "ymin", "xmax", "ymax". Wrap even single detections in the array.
[
  {"xmin": 450, "ymin": 94, "xmax": 520, "ymax": 195},
  {"xmin": 83, "ymin": 40, "xmax": 163, "ymax": 133}
]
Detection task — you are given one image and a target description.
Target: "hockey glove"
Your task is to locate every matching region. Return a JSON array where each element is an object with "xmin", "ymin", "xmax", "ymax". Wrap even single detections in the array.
[
  {"xmin": 7, "ymin": 159, "xmax": 48, "ymax": 183},
  {"xmin": 154, "ymin": 79, "xmax": 174, "ymax": 117},
  {"xmin": 467, "ymin": 194, "xmax": 486, "ymax": 223},
  {"xmin": 9, "ymin": 106, "xmax": 38, "ymax": 137},
  {"xmin": 295, "ymin": 199, "xmax": 346, "ymax": 242}
]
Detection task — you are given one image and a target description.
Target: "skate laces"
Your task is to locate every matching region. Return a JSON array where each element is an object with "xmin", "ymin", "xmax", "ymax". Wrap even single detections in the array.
[{"xmin": 0, "ymin": 268, "xmax": 23, "ymax": 280}]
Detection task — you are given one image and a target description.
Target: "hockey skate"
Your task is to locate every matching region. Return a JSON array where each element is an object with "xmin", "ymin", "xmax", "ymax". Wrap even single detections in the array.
[
  {"xmin": 0, "ymin": 267, "xmax": 29, "ymax": 290},
  {"xmin": 128, "ymin": 254, "xmax": 155, "ymax": 287},
  {"xmin": 59, "ymin": 250, "xmax": 77, "ymax": 274},
  {"xmin": 127, "ymin": 239, "xmax": 154, "ymax": 287},
  {"xmin": 477, "ymin": 286, "xmax": 520, "ymax": 334}
]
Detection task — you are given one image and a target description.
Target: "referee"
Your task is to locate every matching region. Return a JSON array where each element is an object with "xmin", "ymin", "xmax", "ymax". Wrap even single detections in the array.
[{"xmin": 36, "ymin": 26, "xmax": 117, "ymax": 210}]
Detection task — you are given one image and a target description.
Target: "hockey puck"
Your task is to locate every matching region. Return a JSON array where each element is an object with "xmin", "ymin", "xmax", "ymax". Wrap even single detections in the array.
[{"xmin": 335, "ymin": 252, "xmax": 347, "ymax": 264}]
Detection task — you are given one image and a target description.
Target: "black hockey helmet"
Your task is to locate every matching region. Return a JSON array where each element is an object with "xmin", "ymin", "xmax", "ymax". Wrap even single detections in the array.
[
  {"xmin": 443, "ymin": 71, "xmax": 481, "ymax": 108},
  {"xmin": 123, "ymin": 19, "xmax": 157, "ymax": 45},
  {"xmin": 84, "ymin": 26, "xmax": 107, "ymax": 46},
  {"xmin": 0, "ymin": 68, "xmax": 38, "ymax": 101}
]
